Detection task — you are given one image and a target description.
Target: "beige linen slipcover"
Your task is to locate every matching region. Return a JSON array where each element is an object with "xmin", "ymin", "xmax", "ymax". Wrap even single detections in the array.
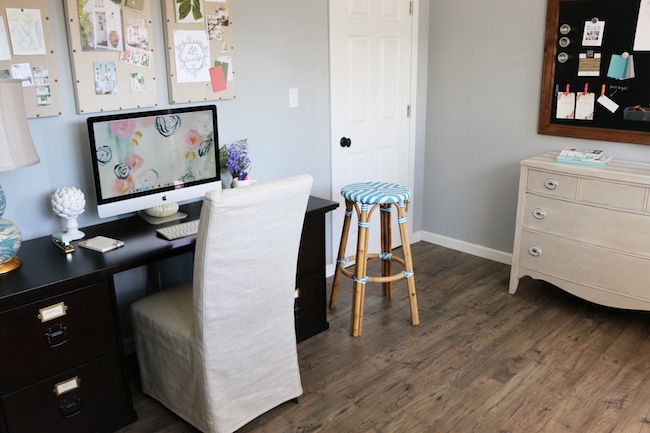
[{"xmin": 131, "ymin": 174, "xmax": 312, "ymax": 433}]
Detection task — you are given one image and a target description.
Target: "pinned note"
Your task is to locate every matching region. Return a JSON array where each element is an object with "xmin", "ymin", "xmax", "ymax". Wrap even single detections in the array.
[
  {"xmin": 597, "ymin": 83, "xmax": 619, "ymax": 113},
  {"xmin": 556, "ymin": 84, "xmax": 575, "ymax": 119},
  {"xmin": 575, "ymin": 84, "xmax": 595, "ymax": 120},
  {"xmin": 582, "ymin": 18, "xmax": 605, "ymax": 47},
  {"xmin": 607, "ymin": 52, "xmax": 635, "ymax": 80}
]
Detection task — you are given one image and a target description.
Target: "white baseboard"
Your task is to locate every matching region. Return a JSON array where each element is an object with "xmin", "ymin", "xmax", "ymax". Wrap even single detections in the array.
[
  {"xmin": 419, "ymin": 230, "xmax": 512, "ymax": 265},
  {"xmin": 325, "ymin": 230, "xmax": 512, "ymax": 277}
]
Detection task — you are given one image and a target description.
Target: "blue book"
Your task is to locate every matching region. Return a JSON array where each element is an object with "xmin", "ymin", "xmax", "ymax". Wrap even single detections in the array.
[{"xmin": 555, "ymin": 155, "xmax": 612, "ymax": 166}]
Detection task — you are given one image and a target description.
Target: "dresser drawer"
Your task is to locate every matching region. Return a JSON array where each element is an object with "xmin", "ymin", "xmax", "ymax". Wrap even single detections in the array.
[
  {"xmin": 518, "ymin": 231, "xmax": 650, "ymax": 302},
  {"xmin": 527, "ymin": 169, "xmax": 578, "ymax": 199},
  {"xmin": 0, "ymin": 352, "xmax": 132, "ymax": 433},
  {"xmin": 522, "ymin": 194, "xmax": 650, "ymax": 258},
  {"xmin": 578, "ymin": 178, "xmax": 648, "ymax": 211},
  {"xmin": 0, "ymin": 282, "xmax": 119, "ymax": 390}
]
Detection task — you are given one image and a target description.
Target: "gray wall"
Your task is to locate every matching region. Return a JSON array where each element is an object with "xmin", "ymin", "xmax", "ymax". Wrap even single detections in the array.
[{"xmin": 0, "ymin": 0, "xmax": 331, "ymax": 241}]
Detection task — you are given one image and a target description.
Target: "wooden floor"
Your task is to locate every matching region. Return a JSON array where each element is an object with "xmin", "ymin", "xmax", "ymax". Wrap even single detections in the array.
[{"xmin": 116, "ymin": 241, "xmax": 650, "ymax": 433}]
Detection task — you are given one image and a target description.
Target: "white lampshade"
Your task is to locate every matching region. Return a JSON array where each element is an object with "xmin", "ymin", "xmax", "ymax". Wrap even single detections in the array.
[
  {"xmin": 0, "ymin": 79, "xmax": 39, "ymax": 274},
  {"xmin": 0, "ymin": 79, "xmax": 39, "ymax": 172}
]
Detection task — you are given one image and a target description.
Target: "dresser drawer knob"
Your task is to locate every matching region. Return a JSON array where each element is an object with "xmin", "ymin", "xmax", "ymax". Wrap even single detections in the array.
[
  {"xmin": 544, "ymin": 177, "xmax": 560, "ymax": 190},
  {"xmin": 533, "ymin": 208, "xmax": 546, "ymax": 219},
  {"xmin": 528, "ymin": 245, "xmax": 542, "ymax": 257},
  {"xmin": 544, "ymin": 178, "xmax": 558, "ymax": 190}
]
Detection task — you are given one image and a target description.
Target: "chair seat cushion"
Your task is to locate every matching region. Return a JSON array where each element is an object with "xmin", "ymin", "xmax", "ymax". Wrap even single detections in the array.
[{"xmin": 341, "ymin": 181, "xmax": 411, "ymax": 204}]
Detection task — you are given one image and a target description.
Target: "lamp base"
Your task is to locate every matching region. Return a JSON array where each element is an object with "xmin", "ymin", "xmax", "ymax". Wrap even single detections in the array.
[{"xmin": 0, "ymin": 256, "xmax": 22, "ymax": 275}]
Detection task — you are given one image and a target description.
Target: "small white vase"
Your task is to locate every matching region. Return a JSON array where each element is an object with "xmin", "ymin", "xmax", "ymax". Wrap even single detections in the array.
[{"xmin": 232, "ymin": 179, "xmax": 257, "ymax": 188}]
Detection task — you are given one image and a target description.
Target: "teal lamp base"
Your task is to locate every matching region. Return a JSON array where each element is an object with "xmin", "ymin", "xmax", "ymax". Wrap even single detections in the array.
[
  {"xmin": 0, "ymin": 188, "xmax": 23, "ymax": 275},
  {"xmin": 0, "ymin": 256, "xmax": 21, "ymax": 274}
]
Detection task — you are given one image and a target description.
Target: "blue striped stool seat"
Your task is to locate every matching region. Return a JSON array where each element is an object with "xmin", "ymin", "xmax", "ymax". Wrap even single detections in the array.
[{"xmin": 341, "ymin": 182, "xmax": 411, "ymax": 205}]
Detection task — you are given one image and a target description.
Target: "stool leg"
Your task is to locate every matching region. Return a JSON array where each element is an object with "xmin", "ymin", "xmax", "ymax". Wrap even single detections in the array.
[
  {"xmin": 351, "ymin": 203, "xmax": 371, "ymax": 336},
  {"xmin": 397, "ymin": 201, "xmax": 419, "ymax": 326},
  {"xmin": 330, "ymin": 200, "xmax": 354, "ymax": 309},
  {"xmin": 380, "ymin": 204, "xmax": 392, "ymax": 299}
]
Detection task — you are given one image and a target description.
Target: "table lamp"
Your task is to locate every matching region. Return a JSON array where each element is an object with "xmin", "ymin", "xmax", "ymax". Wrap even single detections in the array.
[{"xmin": 0, "ymin": 79, "xmax": 40, "ymax": 275}]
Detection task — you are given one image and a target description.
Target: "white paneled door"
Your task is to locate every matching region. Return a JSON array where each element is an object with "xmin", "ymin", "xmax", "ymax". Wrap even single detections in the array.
[{"xmin": 329, "ymin": 0, "xmax": 414, "ymax": 262}]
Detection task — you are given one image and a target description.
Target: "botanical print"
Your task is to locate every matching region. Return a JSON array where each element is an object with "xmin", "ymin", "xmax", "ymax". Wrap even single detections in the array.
[
  {"xmin": 176, "ymin": 0, "xmax": 204, "ymax": 24},
  {"xmin": 6, "ymin": 8, "xmax": 46, "ymax": 56},
  {"xmin": 78, "ymin": 0, "xmax": 124, "ymax": 52}
]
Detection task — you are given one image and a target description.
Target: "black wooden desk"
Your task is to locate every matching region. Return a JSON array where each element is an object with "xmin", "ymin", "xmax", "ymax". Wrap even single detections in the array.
[{"xmin": 0, "ymin": 196, "xmax": 337, "ymax": 433}]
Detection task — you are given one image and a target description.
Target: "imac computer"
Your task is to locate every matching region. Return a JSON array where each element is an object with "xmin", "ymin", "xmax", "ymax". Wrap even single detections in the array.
[{"xmin": 87, "ymin": 105, "xmax": 221, "ymax": 222}]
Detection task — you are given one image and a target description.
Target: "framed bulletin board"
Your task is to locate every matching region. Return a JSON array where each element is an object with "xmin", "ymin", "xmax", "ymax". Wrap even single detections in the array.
[
  {"xmin": 539, "ymin": 0, "xmax": 650, "ymax": 145},
  {"xmin": 63, "ymin": 0, "xmax": 158, "ymax": 114},
  {"xmin": 0, "ymin": 2, "xmax": 62, "ymax": 118},
  {"xmin": 161, "ymin": 0, "xmax": 235, "ymax": 104}
]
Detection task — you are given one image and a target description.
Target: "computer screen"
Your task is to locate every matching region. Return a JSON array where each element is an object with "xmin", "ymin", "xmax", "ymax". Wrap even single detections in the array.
[{"xmin": 87, "ymin": 105, "xmax": 221, "ymax": 218}]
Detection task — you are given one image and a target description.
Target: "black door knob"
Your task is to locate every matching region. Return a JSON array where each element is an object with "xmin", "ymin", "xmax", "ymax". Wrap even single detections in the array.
[{"xmin": 340, "ymin": 137, "xmax": 351, "ymax": 148}]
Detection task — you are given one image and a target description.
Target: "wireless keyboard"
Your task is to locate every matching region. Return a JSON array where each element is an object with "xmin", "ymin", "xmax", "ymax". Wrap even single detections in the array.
[{"xmin": 156, "ymin": 219, "xmax": 200, "ymax": 240}]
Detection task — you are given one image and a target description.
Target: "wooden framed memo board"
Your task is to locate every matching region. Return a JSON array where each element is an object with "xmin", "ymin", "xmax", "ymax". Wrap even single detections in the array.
[
  {"xmin": 539, "ymin": 0, "xmax": 650, "ymax": 145},
  {"xmin": 63, "ymin": 0, "xmax": 157, "ymax": 114},
  {"xmin": 161, "ymin": 0, "xmax": 235, "ymax": 104},
  {"xmin": 0, "ymin": 1, "xmax": 62, "ymax": 118}
]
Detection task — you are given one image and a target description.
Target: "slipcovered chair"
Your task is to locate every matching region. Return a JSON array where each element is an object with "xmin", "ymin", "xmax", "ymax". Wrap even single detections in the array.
[{"xmin": 130, "ymin": 174, "xmax": 313, "ymax": 433}]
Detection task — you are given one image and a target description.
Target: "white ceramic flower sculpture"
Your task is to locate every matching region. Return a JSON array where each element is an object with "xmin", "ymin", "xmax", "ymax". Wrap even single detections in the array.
[{"xmin": 51, "ymin": 187, "xmax": 86, "ymax": 240}]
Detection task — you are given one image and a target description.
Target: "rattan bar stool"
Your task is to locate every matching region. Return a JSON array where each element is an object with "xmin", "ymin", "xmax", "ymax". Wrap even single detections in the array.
[{"xmin": 330, "ymin": 181, "xmax": 419, "ymax": 336}]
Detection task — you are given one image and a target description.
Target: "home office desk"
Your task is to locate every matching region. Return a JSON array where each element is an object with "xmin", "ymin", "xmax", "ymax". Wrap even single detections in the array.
[{"xmin": 0, "ymin": 196, "xmax": 337, "ymax": 433}]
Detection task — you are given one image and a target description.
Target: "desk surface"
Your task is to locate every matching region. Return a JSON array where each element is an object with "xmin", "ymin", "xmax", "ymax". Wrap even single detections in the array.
[{"xmin": 0, "ymin": 196, "xmax": 338, "ymax": 307}]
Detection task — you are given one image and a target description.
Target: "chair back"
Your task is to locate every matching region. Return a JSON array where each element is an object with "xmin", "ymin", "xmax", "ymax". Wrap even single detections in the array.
[{"xmin": 191, "ymin": 174, "xmax": 312, "ymax": 421}]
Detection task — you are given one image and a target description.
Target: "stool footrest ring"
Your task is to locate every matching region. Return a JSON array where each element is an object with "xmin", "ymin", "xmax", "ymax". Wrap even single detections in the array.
[{"xmin": 338, "ymin": 253, "xmax": 408, "ymax": 284}]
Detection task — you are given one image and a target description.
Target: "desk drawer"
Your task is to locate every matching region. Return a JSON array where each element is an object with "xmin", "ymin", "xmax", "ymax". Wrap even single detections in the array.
[
  {"xmin": 0, "ymin": 281, "xmax": 119, "ymax": 389},
  {"xmin": 0, "ymin": 352, "xmax": 131, "ymax": 433}
]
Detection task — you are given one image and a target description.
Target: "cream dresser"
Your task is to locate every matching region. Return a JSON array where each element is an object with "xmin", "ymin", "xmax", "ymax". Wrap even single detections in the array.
[{"xmin": 510, "ymin": 152, "xmax": 650, "ymax": 309}]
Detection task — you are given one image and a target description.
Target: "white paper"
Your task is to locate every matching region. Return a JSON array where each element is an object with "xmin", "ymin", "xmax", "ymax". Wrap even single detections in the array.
[
  {"xmin": 597, "ymin": 95, "xmax": 619, "ymax": 113},
  {"xmin": 6, "ymin": 8, "xmax": 46, "ymax": 55},
  {"xmin": 635, "ymin": 0, "xmax": 650, "ymax": 51},
  {"xmin": 0, "ymin": 21, "xmax": 11, "ymax": 61},
  {"xmin": 174, "ymin": 30, "xmax": 211, "ymax": 83}
]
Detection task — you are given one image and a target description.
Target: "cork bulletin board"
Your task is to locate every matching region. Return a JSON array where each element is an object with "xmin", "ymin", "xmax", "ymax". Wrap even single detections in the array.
[
  {"xmin": 161, "ymin": 0, "xmax": 235, "ymax": 104},
  {"xmin": 539, "ymin": 0, "xmax": 650, "ymax": 145},
  {"xmin": 0, "ymin": 1, "xmax": 62, "ymax": 118},
  {"xmin": 63, "ymin": 0, "xmax": 158, "ymax": 114}
]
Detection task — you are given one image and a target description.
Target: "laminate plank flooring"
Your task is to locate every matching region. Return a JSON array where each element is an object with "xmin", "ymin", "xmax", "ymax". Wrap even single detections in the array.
[{"xmin": 115, "ymin": 241, "xmax": 650, "ymax": 433}]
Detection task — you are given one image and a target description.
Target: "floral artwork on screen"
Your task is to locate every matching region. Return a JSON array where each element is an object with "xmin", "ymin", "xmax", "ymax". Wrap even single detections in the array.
[{"xmin": 93, "ymin": 111, "xmax": 217, "ymax": 200}]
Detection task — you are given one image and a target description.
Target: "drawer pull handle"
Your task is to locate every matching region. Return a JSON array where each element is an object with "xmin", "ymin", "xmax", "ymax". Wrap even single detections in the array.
[
  {"xmin": 544, "ymin": 178, "xmax": 558, "ymax": 190},
  {"xmin": 533, "ymin": 208, "xmax": 546, "ymax": 219},
  {"xmin": 294, "ymin": 288, "xmax": 301, "ymax": 299},
  {"xmin": 59, "ymin": 395, "xmax": 82, "ymax": 418},
  {"xmin": 45, "ymin": 323, "xmax": 69, "ymax": 348},
  {"xmin": 528, "ymin": 245, "xmax": 542, "ymax": 257}
]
